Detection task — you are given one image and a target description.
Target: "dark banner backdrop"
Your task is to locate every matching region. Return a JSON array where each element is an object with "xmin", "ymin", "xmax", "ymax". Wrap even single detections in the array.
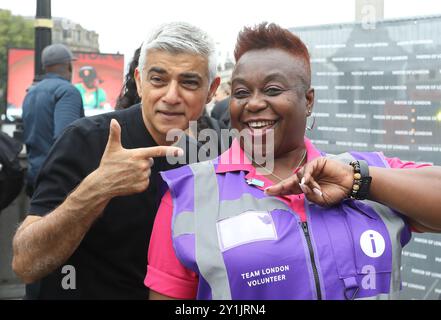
[{"xmin": 292, "ymin": 15, "xmax": 441, "ymax": 299}]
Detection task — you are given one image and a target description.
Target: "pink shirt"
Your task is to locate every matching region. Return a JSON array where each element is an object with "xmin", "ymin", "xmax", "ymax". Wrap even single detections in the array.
[{"xmin": 145, "ymin": 138, "xmax": 430, "ymax": 299}]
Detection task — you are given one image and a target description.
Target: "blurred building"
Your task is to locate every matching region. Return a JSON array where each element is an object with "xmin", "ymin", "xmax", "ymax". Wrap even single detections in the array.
[
  {"xmin": 24, "ymin": 16, "xmax": 100, "ymax": 52},
  {"xmin": 52, "ymin": 17, "xmax": 99, "ymax": 52},
  {"xmin": 215, "ymin": 41, "xmax": 235, "ymax": 83}
]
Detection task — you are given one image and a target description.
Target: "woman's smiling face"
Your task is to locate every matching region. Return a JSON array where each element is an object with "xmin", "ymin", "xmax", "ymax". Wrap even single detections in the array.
[{"xmin": 230, "ymin": 48, "xmax": 315, "ymax": 158}]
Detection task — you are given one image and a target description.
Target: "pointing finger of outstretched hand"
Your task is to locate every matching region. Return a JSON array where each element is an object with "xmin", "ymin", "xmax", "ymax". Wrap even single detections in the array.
[
  {"xmin": 131, "ymin": 145, "xmax": 184, "ymax": 159},
  {"xmin": 264, "ymin": 175, "xmax": 302, "ymax": 196}
]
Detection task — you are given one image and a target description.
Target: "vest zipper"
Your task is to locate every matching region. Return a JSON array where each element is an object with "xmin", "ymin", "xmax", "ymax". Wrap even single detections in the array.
[{"xmin": 301, "ymin": 221, "xmax": 323, "ymax": 300}]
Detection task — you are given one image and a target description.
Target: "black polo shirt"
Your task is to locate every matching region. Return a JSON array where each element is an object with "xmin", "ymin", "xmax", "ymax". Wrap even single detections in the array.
[{"xmin": 27, "ymin": 104, "xmax": 198, "ymax": 299}]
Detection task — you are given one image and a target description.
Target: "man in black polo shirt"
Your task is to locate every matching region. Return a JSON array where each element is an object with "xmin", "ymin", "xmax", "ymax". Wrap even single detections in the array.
[{"xmin": 12, "ymin": 22, "xmax": 220, "ymax": 299}]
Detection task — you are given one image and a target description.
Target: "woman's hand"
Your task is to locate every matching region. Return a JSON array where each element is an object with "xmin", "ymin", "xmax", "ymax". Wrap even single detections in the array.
[{"xmin": 265, "ymin": 157, "xmax": 354, "ymax": 207}]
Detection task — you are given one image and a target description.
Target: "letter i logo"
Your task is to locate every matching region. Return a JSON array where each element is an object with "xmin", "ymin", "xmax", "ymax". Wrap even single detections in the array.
[
  {"xmin": 369, "ymin": 234, "xmax": 377, "ymax": 254},
  {"xmin": 360, "ymin": 230, "xmax": 385, "ymax": 258}
]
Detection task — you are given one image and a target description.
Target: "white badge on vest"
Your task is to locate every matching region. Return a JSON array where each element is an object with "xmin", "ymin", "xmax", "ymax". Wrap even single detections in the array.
[{"xmin": 216, "ymin": 210, "xmax": 278, "ymax": 252}]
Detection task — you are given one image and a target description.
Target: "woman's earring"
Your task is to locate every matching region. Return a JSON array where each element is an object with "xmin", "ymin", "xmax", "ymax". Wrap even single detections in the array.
[{"xmin": 306, "ymin": 114, "xmax": 316, "ymax": 131}]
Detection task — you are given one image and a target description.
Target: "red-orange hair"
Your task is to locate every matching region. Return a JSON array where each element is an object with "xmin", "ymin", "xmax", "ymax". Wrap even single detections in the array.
[{"xmin": 234, "ymin": 22, "xmax": 311, "ymax": 86}]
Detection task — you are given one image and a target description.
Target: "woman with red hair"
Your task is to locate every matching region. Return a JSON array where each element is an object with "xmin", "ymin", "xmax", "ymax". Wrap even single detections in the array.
[{"xmin": 145, "ymin": 23, "xmax": 441, "ymax": 300}]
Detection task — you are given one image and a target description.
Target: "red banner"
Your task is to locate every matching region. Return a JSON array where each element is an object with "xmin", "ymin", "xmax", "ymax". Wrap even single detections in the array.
[{"xmin": 7, "ymin": 48, "xmax": 124, "ymax": 116}]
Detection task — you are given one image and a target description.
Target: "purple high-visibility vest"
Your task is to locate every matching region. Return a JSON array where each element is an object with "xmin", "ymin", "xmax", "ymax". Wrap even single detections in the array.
[{"xmin": 160, "ymin": 151, "xmax": 412, "ymax": 300}]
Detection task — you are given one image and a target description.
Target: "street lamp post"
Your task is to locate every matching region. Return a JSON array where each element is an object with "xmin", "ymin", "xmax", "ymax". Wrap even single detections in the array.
[
  {"xmin": 34, "ymin": 0, "xmax": 52, "ymax": 82},
  {"xmin": 12, "ymin": 0, "xmax": 52, "ymax": 141}
]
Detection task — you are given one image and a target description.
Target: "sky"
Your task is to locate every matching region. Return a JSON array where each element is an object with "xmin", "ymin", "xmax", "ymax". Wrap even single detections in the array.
[{"xmin": 2, "ymin": 0, "xmax": 441, "ymax": 66}]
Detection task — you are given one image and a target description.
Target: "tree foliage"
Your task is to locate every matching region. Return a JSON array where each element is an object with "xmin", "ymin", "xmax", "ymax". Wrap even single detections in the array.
[{"xmin": 0, "ymin": 9, "xmax": 34, "ymax": 111}]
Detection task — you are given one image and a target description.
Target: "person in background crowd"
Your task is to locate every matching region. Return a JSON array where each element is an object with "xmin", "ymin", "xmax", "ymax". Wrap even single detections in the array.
[
  {"xmin": 211, "ymin": 81, "xmax": 231, "ymax": 121},
  {"xmin": 145, "ymin": 22, "xmax": 441, "ymax": 300},
  {"xmin": 115, "ymin": 47, "xmax": 141, "ymax": 110},
  {"xmin": 12, "ymin": 22, "xmax": 220, "ymax": 299},
  {"xmin": 22, "ymin": 43, "xmax": 84, "ymax": 197}
]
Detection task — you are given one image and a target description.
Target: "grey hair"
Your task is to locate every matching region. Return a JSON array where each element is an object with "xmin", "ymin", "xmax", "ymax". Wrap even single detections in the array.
[{"xmin": 138, "ymin": 21, "xmax": 217, "ymax": 84}]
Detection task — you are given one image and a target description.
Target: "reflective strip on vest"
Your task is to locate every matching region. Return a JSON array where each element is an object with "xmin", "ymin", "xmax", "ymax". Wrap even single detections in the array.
[
  {"xmin": 189, "ymin": 161, "xmax": 232, "ymax": 300},
  {"xmin": 173, "ymin": 211, "xmax": 195, "ymax": 237},
  {"xmin": 358, "ymin": 200, "xmax": 406, "ymax": 300},
  {"xmin": 327, "ymin": 152, "xmax": 356, "ymax": 165}
]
